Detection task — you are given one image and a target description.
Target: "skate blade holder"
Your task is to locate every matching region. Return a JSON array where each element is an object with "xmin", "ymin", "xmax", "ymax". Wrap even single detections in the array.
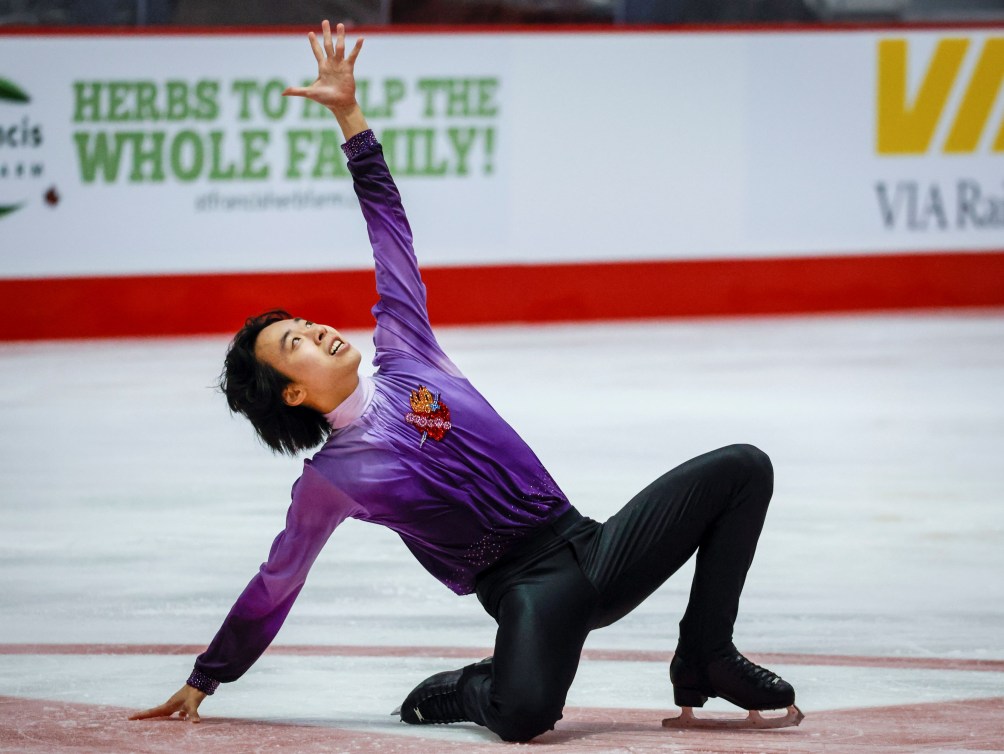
[{"xmin": 662, "ymin": 704, "xmax": 804, "ymax": 730}]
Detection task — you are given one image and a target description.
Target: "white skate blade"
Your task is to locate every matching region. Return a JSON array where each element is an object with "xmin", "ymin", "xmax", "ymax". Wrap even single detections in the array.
[
  {"xmin": 391, "ymin": 706, "xmax": 402, "ymax": 716},
  {"xmin": 662, "ymin": 704, "xmax": 804, "ymax": 730}
]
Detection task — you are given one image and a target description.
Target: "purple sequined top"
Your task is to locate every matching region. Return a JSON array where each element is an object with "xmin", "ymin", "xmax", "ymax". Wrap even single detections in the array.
[{"xmin": 189, "ymin": 131, "xmax": 571, "ymax": 689}]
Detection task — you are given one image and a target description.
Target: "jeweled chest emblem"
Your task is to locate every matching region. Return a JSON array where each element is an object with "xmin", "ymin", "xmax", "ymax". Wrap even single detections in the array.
[{"xmin": 405, "ymin": 385, "xmax": 452, "ymax": 447}]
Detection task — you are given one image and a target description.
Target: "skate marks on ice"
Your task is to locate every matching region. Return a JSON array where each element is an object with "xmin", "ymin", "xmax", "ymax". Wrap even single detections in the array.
[{"xmin": 3, "ymin": 695, "xmax": 1004, "ymax": 754}]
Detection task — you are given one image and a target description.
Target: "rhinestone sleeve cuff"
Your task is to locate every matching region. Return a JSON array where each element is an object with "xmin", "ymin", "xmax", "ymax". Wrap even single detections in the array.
[
  {"xmin": 186, "ymin": 668, "xmax": 220, "ymax": 695},
  {"xmin": 341, "ymin": 129, "xmax": 379, "ymax": 159}
]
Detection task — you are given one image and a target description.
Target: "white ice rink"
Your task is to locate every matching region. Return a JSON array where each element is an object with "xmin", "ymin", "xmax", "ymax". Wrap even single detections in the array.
[{"xmin": 2, "ymin": 312, "xmax": 1003, "ymax": 753}]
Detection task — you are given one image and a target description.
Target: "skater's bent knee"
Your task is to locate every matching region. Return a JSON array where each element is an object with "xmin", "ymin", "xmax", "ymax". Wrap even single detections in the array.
[
  {"xmin": 722, "ymin": 444, "xmax": 773, "ymax": 488},
  {"xmin": 493, "ymin": 703, "xmax": 562, "ymax": 742},
  {"xmin": 496, "ymin": 717, "xmax": 559, "ymax": 743},
  {"xmin": 722, "ymin": 442, "xmax": 767, "ymax": 463}
]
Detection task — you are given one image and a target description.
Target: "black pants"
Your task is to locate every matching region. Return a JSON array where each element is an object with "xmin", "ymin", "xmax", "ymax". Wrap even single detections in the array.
[{"xmin": 459, "ymin": 444, "xmax": 774, "ymax": 742}]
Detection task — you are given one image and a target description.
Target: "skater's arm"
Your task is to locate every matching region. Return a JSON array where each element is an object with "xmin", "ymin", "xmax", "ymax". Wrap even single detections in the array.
[
  {"xmin": 191, "ymin": 468, "xmax": 359, "ymax": 683},
  {"xmin": 129, "ymin": 466, "xmax": 360, "ymax": 721},
  {"xmin": 345, "ymin": 140, "xmax": 461, "ymax": 375},
  {"xmin": 284, "ymin": 20, "xmax": 460, "ymax": 375}
]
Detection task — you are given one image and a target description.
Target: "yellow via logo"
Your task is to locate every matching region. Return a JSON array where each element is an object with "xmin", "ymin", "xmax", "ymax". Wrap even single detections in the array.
[{"xmin": 877, "ymin": 37, "xmax": 1004, "ymax": 154}]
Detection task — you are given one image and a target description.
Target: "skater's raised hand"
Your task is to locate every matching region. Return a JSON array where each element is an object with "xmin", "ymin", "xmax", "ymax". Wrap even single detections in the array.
[
  {"xmin": 129, "ymin": 684, "xmax": 206, "ymax": 724},
  {"xmin": 283, "ymin": 20, "xmax": 364, "ymax": 114}
]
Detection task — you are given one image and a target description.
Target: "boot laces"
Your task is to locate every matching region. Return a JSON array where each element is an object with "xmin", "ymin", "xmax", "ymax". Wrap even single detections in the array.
[
  {"xmin": 414, "ymin": 688, "xmax": 465, "ymax": 723},
  {"xmin": 724, "ymin": 653, "xmax": 783, "ymax": 689}
]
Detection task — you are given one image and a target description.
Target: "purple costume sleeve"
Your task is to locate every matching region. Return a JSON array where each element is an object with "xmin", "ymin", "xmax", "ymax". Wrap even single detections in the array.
[
  {"xmin": 191, "ymin": 457, "xmax": 361, "ymax": 684},
  {"xmin": 343, "ymin": 131, "xmax": 462, "ymax": 377}
]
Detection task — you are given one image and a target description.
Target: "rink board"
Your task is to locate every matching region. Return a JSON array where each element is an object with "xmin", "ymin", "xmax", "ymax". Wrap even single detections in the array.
[{"xmin": 1, "ymin": 25, "xmax": 1003, "ymax": 338}]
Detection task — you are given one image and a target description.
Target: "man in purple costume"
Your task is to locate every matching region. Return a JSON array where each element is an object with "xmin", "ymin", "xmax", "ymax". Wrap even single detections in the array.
[{"xmin": 131, "ymin": 22, "xmax": 801, "ymax": 740}]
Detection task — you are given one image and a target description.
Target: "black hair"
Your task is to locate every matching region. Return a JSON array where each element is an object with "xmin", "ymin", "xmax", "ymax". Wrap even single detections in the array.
[{"xmin": 219, "ymin": 309, "xmax": 331, "ymax": 456}]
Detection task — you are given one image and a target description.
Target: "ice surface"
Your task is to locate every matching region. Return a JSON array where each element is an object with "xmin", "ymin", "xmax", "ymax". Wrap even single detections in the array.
[{"xmin": 1, "ymin": 312, "xmax": 1003, "ymax": 750}]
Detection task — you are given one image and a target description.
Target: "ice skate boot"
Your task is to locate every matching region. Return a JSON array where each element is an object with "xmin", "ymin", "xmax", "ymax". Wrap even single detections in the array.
[
  {"xmin": 394, "ymin": 659, "xmax": 490, "ymax": 726},
  {"xmin": 663, "ymin": 647, "xmax": 803, "ymax": 730}
]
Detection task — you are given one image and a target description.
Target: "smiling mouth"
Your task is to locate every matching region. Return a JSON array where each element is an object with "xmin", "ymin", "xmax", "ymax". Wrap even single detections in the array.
[{"xmin": 329, "ymin": 339, "xmax": 345, "ymax": 355}]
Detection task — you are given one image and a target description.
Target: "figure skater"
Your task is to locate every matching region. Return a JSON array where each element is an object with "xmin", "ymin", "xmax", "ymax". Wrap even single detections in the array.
[{"xmin": 130, "ymin": 21, "xmax": 801, "ymax": 741}]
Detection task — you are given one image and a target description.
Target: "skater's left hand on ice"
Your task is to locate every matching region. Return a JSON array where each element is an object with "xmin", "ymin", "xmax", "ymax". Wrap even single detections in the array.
[{"xmin": 129, "ymin": 684, "xmax": 207, "ymax": 724}]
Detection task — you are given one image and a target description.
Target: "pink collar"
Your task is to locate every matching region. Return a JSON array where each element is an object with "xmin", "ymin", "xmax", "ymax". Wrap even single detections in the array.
[{"xmin": 324, "ymin": 374, "xmax": 375, "ymax": 429}]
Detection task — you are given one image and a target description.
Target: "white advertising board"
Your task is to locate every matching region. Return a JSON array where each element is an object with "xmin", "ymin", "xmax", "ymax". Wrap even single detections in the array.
[{"xmin": 0, "ymin": 28, "xmax": 1001, "ymax": 278}]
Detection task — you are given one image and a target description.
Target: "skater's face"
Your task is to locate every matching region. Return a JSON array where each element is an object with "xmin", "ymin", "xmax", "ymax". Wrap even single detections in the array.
[{"xmin": 254, "ymin": 317, "xmax": 362, "ymax": 414}]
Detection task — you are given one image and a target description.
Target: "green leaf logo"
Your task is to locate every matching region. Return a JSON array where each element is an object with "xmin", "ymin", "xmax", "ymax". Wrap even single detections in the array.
[
  {"xmin": 0, "ymin": 78, "xmax": 30, "ymax": 104},
  {"xmin": 1, "ymin": 78, "xmax": 35, "ymax": 220}
]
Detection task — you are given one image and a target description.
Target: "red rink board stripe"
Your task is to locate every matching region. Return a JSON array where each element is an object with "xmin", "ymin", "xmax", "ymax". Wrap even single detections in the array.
[
  {"xmin": 2, "ymin": 251, "xmax": 1003, "ymax": 341},
  {"xmin": 2, "ymin": 643, "xmax": 1003, "ymax": 673}
]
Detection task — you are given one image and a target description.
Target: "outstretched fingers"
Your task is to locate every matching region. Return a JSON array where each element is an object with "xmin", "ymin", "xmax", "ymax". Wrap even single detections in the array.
[
  {"xmin": 324, "ymin": 19, "xmax": 338, "ymax": 59},
  {"xmin": 178, "ymin": 706, "xmax": 202, "ymax": 723},
  {"xmin": 318, "ymin": 21, "xmax": 360, "ymax": 64},
  {"xmin": 308, "ymin": 31, "xmax": 324, "ymax": 64},
  {"xmin": 287, "ymin": 19, "xmax": 364, "ymax": 110},
  {"xmin": 303, "ymin": 20, "xmax": 363, "ymax": 66},
  {"xmin": 129, "ymin": 685, "xmax": 206, "ymax": 724},
  {"xmin": 128, "ymin": 701, "xmax": 179, "ymax": 721},
  {"xmin": 128, "ymin": 699, "xmax": 202, "ymax": 724},
  {"xmin": 347, "ymin": 36, "xmax": 364, "ymax": 65}
]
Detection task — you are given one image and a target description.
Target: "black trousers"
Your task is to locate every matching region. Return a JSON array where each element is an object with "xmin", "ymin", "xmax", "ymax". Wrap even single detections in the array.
[{"xmin": 459, "ymin": 444, "xmax": 774, "ymax": 742}]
